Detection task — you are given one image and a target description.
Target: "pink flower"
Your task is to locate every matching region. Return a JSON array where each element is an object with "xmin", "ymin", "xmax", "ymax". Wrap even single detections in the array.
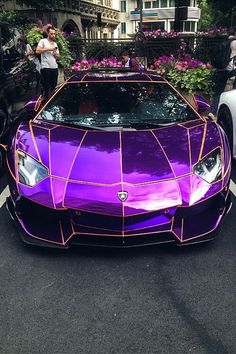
[{"xmin": 176, "ymin": 63, "xmax": 183, "ymax": 71}]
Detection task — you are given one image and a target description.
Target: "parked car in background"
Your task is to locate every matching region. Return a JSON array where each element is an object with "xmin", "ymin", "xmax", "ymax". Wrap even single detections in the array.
[
  {"xmin": 0, "ymin": 69, "xmax": 232, "ymax": 248},
  {"xmin": 217, "ymin": 89, "xmax": 236, "ymax": 157}
]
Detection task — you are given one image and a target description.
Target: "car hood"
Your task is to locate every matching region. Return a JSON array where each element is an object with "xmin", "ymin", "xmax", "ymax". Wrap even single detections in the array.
[{"xmin": 12, "ymin": 119, "xmax": 228, "ymax": 214}]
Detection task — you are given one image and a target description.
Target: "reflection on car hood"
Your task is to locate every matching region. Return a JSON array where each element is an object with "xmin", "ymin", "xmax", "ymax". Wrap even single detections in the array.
[
  {"xmin": 12, "ymin": 119, "xmax": 228, "ymax": 215},
  {"xmin": 16, "ymin": 119, "xmax": 222, "ymax": 183}
]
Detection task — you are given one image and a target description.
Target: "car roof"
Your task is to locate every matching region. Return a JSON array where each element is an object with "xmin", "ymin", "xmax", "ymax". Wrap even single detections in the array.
[{"xmin": 67, "ymin": 69, "xmax": 166, "ymax": 83}]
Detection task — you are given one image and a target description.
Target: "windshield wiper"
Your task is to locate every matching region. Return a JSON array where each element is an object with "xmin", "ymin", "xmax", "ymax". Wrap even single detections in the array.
[
  {"xmin": 58, "ymin": 120, "xmax": 105, "ymax": 130},
  {"xmin": 127, "ymin": 121, "xmax": 175, "ymax": 129}
]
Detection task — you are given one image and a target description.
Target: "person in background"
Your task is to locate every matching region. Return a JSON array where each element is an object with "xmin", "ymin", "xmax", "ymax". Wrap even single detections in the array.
[
  {"xmin": 210, "ymin": 29, "xmax": 236, "ymax": 118},
  {"xmin": 121, "ymin": 50, "xmax": 140, "ymax": 70},
  {"xmin": 227, "ymin": 30, "xmax": 236, "ymax": 89},
  {"xmin": 25, "ymin": 41, "xmax": 41, "ymax": 93},
  {"xmin": 36, "ymin": 26, "xmax": 60, "ymax": 100},
  {"xmin": 16, "ymin": 37, "xmax": 25, "ymax": 58}
]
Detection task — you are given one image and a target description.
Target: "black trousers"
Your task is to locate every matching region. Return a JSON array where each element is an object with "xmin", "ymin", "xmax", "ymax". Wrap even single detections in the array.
[
  {"xmin": 211, "ymin": 70, "xmax": 229, "ymax": 114},
  {"xmin": 40, "ymin": 68, "xmax": 58, "ymax": 99}
]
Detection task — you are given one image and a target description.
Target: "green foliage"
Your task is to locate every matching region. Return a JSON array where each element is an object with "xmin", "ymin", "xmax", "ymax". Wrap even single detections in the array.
[
  {"xmin": 56, "ymin": 32, "xmax": 74, "ymax": 68},
  {"xmin": 26, "ymin": 26, "xmax": 73, "ymax": 68},
  {"xmin": 203, "ymin": 0, "xmax": 236, "ymax": 27},
  {"xmin": 26, "ymin": 27, "xmax": 44, "ymax": 48},
  {"xmin": 197, "ymin": 0, "xmax": 215, "ymax": 31},
  {"xmin": 167, "ymin": 67, "xmax": 214, "ymax": 96},
  {"xmin": 0, "ymin": 11, "xmax": 28, "ymax": 28}
]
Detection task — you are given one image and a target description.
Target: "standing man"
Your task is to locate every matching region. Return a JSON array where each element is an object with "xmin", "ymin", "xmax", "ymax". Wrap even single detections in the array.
[{"xmin": 36, "ymin": 26, "xmax": 60, "ymax": 100}]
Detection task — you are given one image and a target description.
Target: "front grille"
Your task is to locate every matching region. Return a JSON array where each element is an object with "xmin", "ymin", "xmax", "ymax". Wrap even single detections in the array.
[
  {"xmin": 69, "ymin": 207, "xmax": 175, "ymax": 234},
  {"xmin": 70, "ymin": 233, "xmax": 175, "ymax": 248}
]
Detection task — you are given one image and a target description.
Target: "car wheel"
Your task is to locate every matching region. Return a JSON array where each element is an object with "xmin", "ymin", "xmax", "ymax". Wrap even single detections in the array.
[{"xmin": 218, "ymin": 106, "xmax": 233, "ymax": 154}]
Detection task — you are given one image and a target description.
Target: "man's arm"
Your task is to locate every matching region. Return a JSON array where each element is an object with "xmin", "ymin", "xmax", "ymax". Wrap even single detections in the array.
[
  {"xmin": 53, "ymin": 46, "xmax": 60, "ymax": 59},
  {"xmin": 36, "ymin": 41, "xmax": 55, "ymax": 54}
]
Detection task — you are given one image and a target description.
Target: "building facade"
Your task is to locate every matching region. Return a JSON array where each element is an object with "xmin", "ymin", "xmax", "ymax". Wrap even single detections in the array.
[
  {"xmin": 113, "ymin": 0, "xmax": 200, "ymax": 38},
  {"xmin": 0, "ymin": 0, "xmax": 120, "ymax": 39}
]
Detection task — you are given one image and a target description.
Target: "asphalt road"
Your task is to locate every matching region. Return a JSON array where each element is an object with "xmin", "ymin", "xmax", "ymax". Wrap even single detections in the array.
[{"xmin": 0, "ymin": 162, "xmax": 235, "ymax": 354}]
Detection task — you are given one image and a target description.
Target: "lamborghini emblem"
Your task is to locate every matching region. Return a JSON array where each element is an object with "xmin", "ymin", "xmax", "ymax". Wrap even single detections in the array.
[{"xmin": 118, "ymin": 191, "xmax": 128, "ymax": 202}]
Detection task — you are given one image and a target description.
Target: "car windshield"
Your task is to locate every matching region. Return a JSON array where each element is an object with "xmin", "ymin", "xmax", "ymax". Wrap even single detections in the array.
[{"xmin": 38, "ymin": 82, "xmax": 199, "ymax": 129}]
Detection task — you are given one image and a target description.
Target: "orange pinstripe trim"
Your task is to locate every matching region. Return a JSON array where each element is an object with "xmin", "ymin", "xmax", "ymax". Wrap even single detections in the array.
[
  {"xmin": 48, "ymin": 129, "xmax": 56, "ymax": 209},
  {"xmin": 59, "ymin": 220, "xmax": 65, "ymax": 245},
  {"xmin": 6, "ymin": 155, "xmax": 18, "ymax": 183},
  {"xmin": 178, "ymin": 121, "xmax": 205, "ymax": 130},
  {"xmin": 151, "ymin": 130, "xmax": 182, "ymax": 200},
  {"xmin": 0, "ymin": 144, "xmax": 7, "ymax": 150},
  {"xmin": 69, "ymin": 229, "xmax": 172, "ymax": 238},
  {"xmin": 31, "ymin": 123, "xmax": 60, "ymax": 131},
  {"xmin": 119, "ymin": 130, "xmax": 125, "ymax": 238},
  {"xmin": 198, "ymin": 123, "xmax": 207, "ymax": 161},
  {"xmin": 15, "ymin": 213, "xmax": 64, "ymax": 246},
  {"xmin": 62, "ymin": 131, "xmax": 88, "ymax": 208},
  {"xmin": 181, "ymin": 218, "xmax": 184, "ymax": 242},
  {"xmin": 32, "ymin": 79, "xmax": 70, "ymax": 122},
  {"xmin": 72, "ymin": 218, "xmax": 172, "ymax": 233},
  {"xmin": 215, "ymin": 122, "xmax": 225, "ymax": 189},
  {"xmin": 29, "ymin": 121, "xmax": 42, "ymax": 163}
]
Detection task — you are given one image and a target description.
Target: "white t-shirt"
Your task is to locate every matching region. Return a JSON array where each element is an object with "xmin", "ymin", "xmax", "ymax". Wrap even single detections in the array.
[
  {"xmin": 227, "ymin": 39, "xmax": 236, "ymax": 71},
  {"xmin": 37, "ymin": 38, "xmax": 59, "ymax": 69}
]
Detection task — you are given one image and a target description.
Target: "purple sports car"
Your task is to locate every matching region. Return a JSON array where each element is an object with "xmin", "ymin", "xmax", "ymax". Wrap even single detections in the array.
[{"xmin": 1, "ymin": 70, "xmax": 232, "ymax": 248}]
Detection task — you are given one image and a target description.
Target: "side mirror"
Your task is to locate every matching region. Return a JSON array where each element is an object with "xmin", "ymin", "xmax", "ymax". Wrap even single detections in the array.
[
  {"xmin": 34, "ymin": 95, "xmax": 43, "ymax": 112},
  {"xmin": 24, "ymin": 95, "xmax": 43, "ymax": 113},
  {"xmin": 194, "ymin": 95, "xmax": 210, "ymax": 115}
]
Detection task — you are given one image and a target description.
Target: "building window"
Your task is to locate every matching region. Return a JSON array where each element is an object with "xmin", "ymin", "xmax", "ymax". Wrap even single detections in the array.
[
  {"xmin": 121, "ymin": 22, "xmax": 126, "ymax": 34},
  {"xmin": 143, "ymin": 21, "xmax": 165, "ymax": 31},
  {"xmin": 183, "ymin": 21, "xmax": 196, "ymax": 32},
  {"xmin": 169, "ymin": 0, "xmax": 175, "ymax": 6},
  {"xmin": 120, "ymin": 1, "xmax": 126, "ymax": 12},
  {"xmin": 160, "ymin": 0, "xmax": 167, "ymax": 7},
  {"xmin": 152, "ymin": 1, "xmax": 158, "ymax": 8},
  {"xmin": 144, "ymin": 2, "xmax": 152, "ymax": 9}
]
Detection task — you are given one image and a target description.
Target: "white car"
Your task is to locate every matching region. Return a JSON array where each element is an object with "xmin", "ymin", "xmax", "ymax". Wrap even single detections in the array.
[{"xmin": 218, "ymin": 89, "xmax": 236, "ymax": 157}]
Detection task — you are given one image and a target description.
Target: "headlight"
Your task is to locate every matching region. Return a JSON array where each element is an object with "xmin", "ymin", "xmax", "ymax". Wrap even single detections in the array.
[
  {"xmin": 193, "ymin": 148, "xmax": 222, "ymax": 183},
  {"xmin": 17, "ymin": 151, "xmax": 48, "ymax": 186}
]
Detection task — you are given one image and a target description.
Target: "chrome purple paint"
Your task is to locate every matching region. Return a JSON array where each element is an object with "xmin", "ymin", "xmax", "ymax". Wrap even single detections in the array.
[
  {"xmin": 5, "ymin": 71, "xmax": 231, "ymax": 247},
  {"xmin": 194, "ymin": 94, "xmax": 210, "ymax": 114},
  {"xmin": 7, "ymin": 116, "xmax": 230, "ymax": 246}
]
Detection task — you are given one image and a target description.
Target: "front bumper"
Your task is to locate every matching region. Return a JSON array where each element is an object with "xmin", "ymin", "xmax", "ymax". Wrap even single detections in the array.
[{"xmin": 6, "ymin": 188, "xmax": 232, "ymax": 248}]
